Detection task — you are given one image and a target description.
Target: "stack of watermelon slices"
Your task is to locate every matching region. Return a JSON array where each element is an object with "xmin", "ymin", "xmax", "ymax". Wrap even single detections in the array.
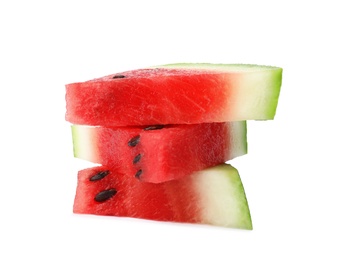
[{"xmin": 65, "ymin": 63, "xmax": 282, "ymax": 230}]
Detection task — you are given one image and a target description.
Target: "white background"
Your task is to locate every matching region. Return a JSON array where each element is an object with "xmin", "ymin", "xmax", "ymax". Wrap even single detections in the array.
[{"xmin": 1, "ymin": 0, "xmax": 346, "ymax": 259}]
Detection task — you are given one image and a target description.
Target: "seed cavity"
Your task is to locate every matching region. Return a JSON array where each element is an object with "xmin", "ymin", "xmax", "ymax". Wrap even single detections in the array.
[
  {"xmin": 133, "ymin": 154, "xmax": 142, "ymax": 164},
  {"xmin": 94, "ymin": 189, "xmax": 117, "ymax": 202},
  {"xmin": 89, "ymin": 170, "xmax": 110, "ymax": 181},
  {"xmin": 135, "ymin": 169, "xmax": 143, "ymax": 179},
  {"xmin": 112, "ymin": 74, "xmax": 125, "ymax": 79},
  {"xmin": 144, "ymin": 125, "xmax": 165, "ymax": 131},
  {"xmin": 128, "ymin": 135, "xmax": 140, "ymax": 147}
]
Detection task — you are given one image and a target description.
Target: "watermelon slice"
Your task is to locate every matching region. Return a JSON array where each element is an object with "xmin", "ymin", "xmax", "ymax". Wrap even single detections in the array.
[
  {"xmin": 71, "ymin": 121, "xmax": 247, "ymax": 183},
  {"xmin": 73, "ymin": 163, "xmax": 252, "ymax": 229},
  {"xmin": 65, "ymin": 63, "xmax": 282, "ymax": 126}
]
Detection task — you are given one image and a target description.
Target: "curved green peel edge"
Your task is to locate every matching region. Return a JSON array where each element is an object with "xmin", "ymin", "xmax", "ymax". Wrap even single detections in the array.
[{"xmin": 212, "ymin": 164, "xmax": 253, "ymax": 230}]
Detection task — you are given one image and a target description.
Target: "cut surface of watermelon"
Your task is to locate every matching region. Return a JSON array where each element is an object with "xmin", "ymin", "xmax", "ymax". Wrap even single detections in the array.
[
  {"xmin": 65, "ymin": 63, "xmax": 282, "ymax": 126},
  {"xmin": 73, "ymin": 163, "xmax": 252, "ymax": 229},
  {"xmin": 72, "ymin": 121, "xmax": 247, "ymax": 183}
]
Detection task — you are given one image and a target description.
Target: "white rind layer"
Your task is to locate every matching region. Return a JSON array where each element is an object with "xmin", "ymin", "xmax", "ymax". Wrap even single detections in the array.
[
  {"xmin": 194, "ymin": 164, "xmax": 252, "ymax": 229},
  {"xmin": 72, "ymin": 125, "xmax": 99, "ymax": 162},
  {"xmin": 230, "ymin": 70, "xmax": 282, "ymax": 120},
  {"xmin": 228, "ymin": 121, "xmax": 247, "ymax": 159}
]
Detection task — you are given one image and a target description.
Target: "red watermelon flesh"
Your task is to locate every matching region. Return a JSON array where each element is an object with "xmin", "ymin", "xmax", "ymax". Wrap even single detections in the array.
[
  {"xmin": 65, "ymin": 64, "xmax": 282, "ymax": 126},
  {"xmin": 73, "ymin": 164, "xmax": 253, "ymax": 229},
  {"xmin": 72, "ymin": 121, "xmax": 247, "ymax": 183}
]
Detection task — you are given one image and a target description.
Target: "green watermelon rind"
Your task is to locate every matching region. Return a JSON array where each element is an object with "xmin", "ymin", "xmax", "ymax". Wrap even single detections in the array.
[
  {"xmin": 71, "ymin": 125, "xmax": 82, "ymax": 159},
  {"xmin": 195, "ymin": 164, "xmax": 252, "ymax": 230},
  {"xmin": 225, "ymin": 165, "xmax": 253, "ymax": 230},
  {"xmin": 71, "ymin": 125, "xmax": 97, "ymax": 162},
  {"xmin": 230, "ymin": 120, "xmax": 248, "ymax": 158}
]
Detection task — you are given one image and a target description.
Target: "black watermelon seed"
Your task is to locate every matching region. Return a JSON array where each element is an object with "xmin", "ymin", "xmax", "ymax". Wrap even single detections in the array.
[
  {"xmin": 133, "ymin": 154, "xmax": 142, "ymax": 164},
  {"xmin": 89, "ymin": 170, "xmax": 110, "ymax": 181},
  {"xmin": 128, "ymin": 135, "xmax": 140, "ymax": 147},
  {"xmin": 135, "ymin": 169, "xmax": 143, "ymax": 179},
  {"xmin": 94, "ymin": 189, "xmax": 117, "ymax": 202},
  {"xmin": 144, "ymin": 125, "xmax": 165, "ymax": 131},
  {"xmin": 112, "ymin": 74, "xmax": 125, "ymax": 79}
]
